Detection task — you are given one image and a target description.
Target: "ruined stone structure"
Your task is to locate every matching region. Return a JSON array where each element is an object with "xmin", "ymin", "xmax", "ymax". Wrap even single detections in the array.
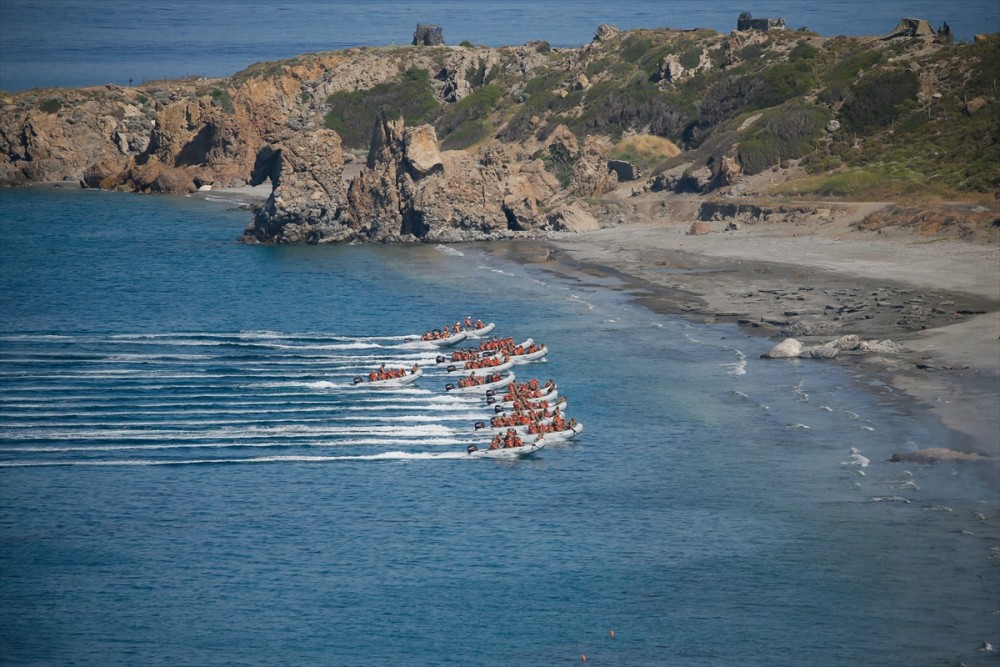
[
  {"xmin": 412, "ymin": 24, "xmax": 444, "ymax": 46},
  {"xmin": 736, "ymin": 12, "xmax": 786, "ymax": 32}
]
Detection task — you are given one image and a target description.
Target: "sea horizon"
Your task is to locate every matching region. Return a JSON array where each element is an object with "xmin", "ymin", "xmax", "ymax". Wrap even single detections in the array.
[{"xmin": 1, "ymin": 0, "xmax": 999, "ymax": 91}]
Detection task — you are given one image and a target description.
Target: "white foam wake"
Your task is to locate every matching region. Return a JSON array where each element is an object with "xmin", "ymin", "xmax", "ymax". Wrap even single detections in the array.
[
  {"xmin": 720, "ymin": 350, "xmax": 747, "ymax": 377},
  {"xmin": 841, "ymin": 447, "xmax": 870, "ymax": 468},
  {"xmin": 0, "ymin": 451, "xmax": 471, "ymax": 467}
]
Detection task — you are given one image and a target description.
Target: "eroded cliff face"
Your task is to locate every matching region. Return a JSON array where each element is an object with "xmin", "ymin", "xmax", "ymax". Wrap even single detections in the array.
[
  {"xmin": 237, "ymin": 112, "xmax": 611, "ymax": 244},
  {"xmin": 3, "ymin": 29, "xmax": 994, "ymax": 243},
  {"xmin": 0, "ymin": 45, "xmax": 585, "ymax": 243}
]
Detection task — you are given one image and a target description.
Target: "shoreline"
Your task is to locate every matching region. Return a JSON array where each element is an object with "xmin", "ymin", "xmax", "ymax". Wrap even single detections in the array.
[
  {"xmin": 22, "ymin": 182, "xmax": 999, "ymax": 455},
  {"xmin": 481, "ymin": 213, "xmax": 1000, "ymax": 459}
]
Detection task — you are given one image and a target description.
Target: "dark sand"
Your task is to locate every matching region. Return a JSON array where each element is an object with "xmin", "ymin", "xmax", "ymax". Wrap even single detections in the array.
[{"xmin": 484, "ymin": 210, "xmax": 999, "ymax": 457}]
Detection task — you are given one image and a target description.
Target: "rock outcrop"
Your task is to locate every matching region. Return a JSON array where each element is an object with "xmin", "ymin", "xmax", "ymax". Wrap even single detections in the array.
[
  {"xmin": 762, "ymin": 334, "xmax": 900, "ymax": 360},
  {"xmin": 240, "ymin": 111, "xmax": 603, "ymax": 243},
  {"xmin": 1, "ymin": 26, "xmax": 994, "ymax": 244},
  {"xmin": 241, "ymin": 128, "xmax": 348, "ymax": 243}
]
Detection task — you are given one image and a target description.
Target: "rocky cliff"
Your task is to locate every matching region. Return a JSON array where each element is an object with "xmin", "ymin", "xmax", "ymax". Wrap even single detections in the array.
[{"xmin": 1, "ymin": 26, "xmax": 996, "ymax": 243}]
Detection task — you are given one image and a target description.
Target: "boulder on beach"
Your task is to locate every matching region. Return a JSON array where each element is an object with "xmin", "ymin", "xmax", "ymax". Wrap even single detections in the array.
[{"xmin": 762, "ymin": 338, "xmax": 802, "ymax": 358}]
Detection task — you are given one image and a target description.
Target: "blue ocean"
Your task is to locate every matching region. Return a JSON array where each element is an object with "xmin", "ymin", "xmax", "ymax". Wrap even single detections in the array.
[
  {"xmin": 2, "ymin": 2, "xmax": 1000, "ymax": 665},
  {"xmin": 2, "ymin": 187, "xmax": 998, "ymax": 666},
  {"xmin": 1, "ymin": 0, "xmax": 998, "ymax": 91}
]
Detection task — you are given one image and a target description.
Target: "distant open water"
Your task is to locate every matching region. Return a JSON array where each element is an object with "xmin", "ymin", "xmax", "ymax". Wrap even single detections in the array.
[
  {"xmin": 1, "ymin": 0, "xmax": 998, "ymax": 91},
  {"xmin": 1, "ymin": 187, "xmax": 998, "ymax": 666}
]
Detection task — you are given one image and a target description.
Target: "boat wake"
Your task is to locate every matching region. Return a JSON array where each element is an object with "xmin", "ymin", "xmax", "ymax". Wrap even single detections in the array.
[
  {"xmin": 0, "ymin": 330, "xmax": 530, "ymax": 468},
  {"xmin": 1, "ymin": 451, "xmax": 471, "ymax": 467}
]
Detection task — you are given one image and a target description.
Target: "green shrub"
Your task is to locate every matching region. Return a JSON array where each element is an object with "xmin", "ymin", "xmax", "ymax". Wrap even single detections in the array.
[
  {"xmin": 749, "ymin": 61, "xmax": 815, "ymax": 109},
  {"xmin": 738, "ymin": 104, "xmax": 829, "ymax": 174},
  {"xmin": 678, "ymin": 46, "xmax": 703, "ymax": 70},
  {"xmin": 789, "ymin": 41, "xmax": 819, "ymax": 61},
  {"xmin": 497, "ymin": 71, "xmax": 579, "ymax": 142},
  {"xmin": 437, "ymin": 85, "xmax": 502, "ymax": 145},
  {"xmin": 542, "ymin": 143, "xmax": 579, "ymax": 187},
  {"xmin": 738, "ymin": 42, "xmax": 769, "ymax": 61},
  {"xmin": 802, "ymin": 153, "xmax": 845, "ymax": 175},
  {"xmin": 817, "ymin": 47, "xmax": 886, "ymax": 104},
  {"xmin": 210, "ymin": 88, "xmax": 234, "ymax": 113},
  {"xmin": 839, "ymin": 69, "xmax": 919, "ymax": 133},
  {"xmin": 323, "ymin": 67, "xmax": 438, "ymax": 148},
  {"xmin": 700, "ymin": 76, "xmax": 758, "ymax": 125},
  {"xmin": 441, "ymin": 120, "xmax": 491, "ymax": 150},
  {"xmin": 621, "ymin": 34, "xmax": 655, "ymax": 63},
  {"xmin": 964, "ymin": 34, "xmax": 1000, "ymax": 91},
  {"xmin": 39, "ymin": 98, "xmax": 62, "ymax": 113},
  {"xmin": 571, "ymin": 78, "xmax": 688, "ymax": 140},
  {"xmin": 777, "ymin": 165, "xmax": 934, "ymax": 199},
  {"xmin": 585, "ymin": 56, "xmax": 615, "ymax": 78}
]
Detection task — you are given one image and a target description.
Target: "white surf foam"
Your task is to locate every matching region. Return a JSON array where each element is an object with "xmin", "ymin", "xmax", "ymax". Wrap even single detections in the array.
[
  {"xmin": 720, "ymin": 350, "xmax": 747, "ymax": 377},
  {"xmin": 841, "ymin": 447, "xmax": 870, "ymax": 468},
  {"xmin": 435, "ymin": 244, "xmax": 464, "ymax": 257}
]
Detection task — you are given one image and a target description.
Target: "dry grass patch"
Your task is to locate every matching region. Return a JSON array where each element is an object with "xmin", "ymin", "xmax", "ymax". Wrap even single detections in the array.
[{"xmin": 606, "ymin": 134, "xmax": 681, "ymax": 172}]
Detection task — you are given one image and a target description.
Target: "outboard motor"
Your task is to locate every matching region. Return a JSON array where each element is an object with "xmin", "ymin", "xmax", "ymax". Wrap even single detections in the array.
[
  {"xmin": 445, "ymin": 383, "xmax": 455, "ymax": 391},
  {"xmin": 353, "ymin": 376, "xmax": 364, "ymax": 384},
  {"xmin": 447, "ymin": 365, "xmax": 457, "ymax": 372},
  {"xmin": 436, "ymin": 355, "xmax": 446, "ymax": 364},
  {"xmin": 494, "ymin": 405, "xmax": 505, "ymax": 413},
  {"xmin": 467, "ymin": 444, "xmax": 478, "ymax": 454},
  {"xmin": 473, "ymin": 421, "xmax": 486, "ymax": 430}
]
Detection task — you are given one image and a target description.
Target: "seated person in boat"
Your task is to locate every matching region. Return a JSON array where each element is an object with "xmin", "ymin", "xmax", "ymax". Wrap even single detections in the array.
[{"xmin": 503, "ymin": 429, "xmax": 522, "ymax": 448}]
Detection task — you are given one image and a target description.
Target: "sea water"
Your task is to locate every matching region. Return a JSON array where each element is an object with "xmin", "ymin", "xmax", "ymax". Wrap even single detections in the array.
[
  {"xmin": 2, "ymin": 0, "xmax": 999, "ymax": 91},
  {"xmin": 1, "ymin": 188, "xmax": 997, "ymax": 666}
]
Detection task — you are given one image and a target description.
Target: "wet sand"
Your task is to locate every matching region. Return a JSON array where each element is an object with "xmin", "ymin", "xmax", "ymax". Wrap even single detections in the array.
[{"xmin": 486, "ymin": 210, "xmax": 1000, "ymax": 457}]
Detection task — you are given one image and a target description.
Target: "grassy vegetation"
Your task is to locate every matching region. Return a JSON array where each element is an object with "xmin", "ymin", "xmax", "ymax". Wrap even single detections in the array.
[
  {"xmin": 198, "ymin": 26, "xmax": 998, "ymax": 198},
  {"xmin": 737, "ymin": 104, "xmax": 829, "ymax": 174},
  {"xmin": 437, "ymin": 85, "xmax": 502, "ymax": 149},
  {"xmin": 324, "ymin": 67, "xmax": 438, "ymax": 149},
  {"xmin": 38, "ymin": 98, "xmax": 62, "ymax": 113},
  {"xmin": 839, "ymin": 69, "xmax": 919, "ymax": 133},
  {"xmin": 772, "ymin": 165, "xmax": 958, "ymax": 201},
  {"xmin": 210, "ymin": 88, "xmax": 234, "ymax": 114},
  {"xmin": 605, "ymin": 134, "xmax": 681, "ymax": 172}
]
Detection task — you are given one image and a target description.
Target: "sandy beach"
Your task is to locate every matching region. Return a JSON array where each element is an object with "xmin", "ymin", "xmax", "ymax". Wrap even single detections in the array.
[{"xmin": 488, "ymin": 198, "xmax": 1000, "ymax": 457}]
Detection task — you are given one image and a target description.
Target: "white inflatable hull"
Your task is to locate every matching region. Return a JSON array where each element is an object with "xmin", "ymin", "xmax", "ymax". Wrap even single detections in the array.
[
  {"xmin": 494, "ymin": 397, "xmax": 567, "ymax": 415},
  {"xmin": 510, "ymin": 346, "xmax": 547, "ymax": 364},
  {"xmin": 468, "ymin": 439, "xmax": 545, "ymax": 458},
  {"xmin": 476, "ymin": 415, "xmax": 555, "ymax": 435},
  {"xmin": 464, "ymin": 322, "xmax": 496, "ymax": 338},
  {"xmin": 355, "ymin": 369, "xmax": 423, "ymax": 388},
  {"xmin": 528, "ymin": 422, "xmax": 583, "ymax": 443},
  {"xmin": 446, "ymin": 358, "xmax": 515, "ymax": 376},
  {"xmin": 426, "ymin": 330, "xmax": 468, "ymax": 347},
  {"xmin": 487, "ymin": 385, "xmax": 558, "ymax": 409},
  {"xmin": 446, "ymin": 372, "xmax": 515, "ymax": 393}
]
